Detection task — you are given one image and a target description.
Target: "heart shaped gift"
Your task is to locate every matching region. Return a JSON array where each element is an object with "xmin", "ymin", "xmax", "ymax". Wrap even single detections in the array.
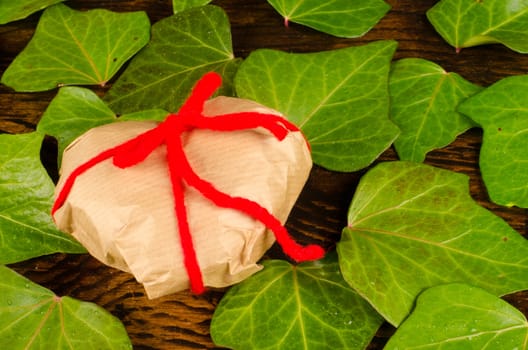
[{"xmin": 52, "ymin": 73, "xmax": 324, "ymax": 298}]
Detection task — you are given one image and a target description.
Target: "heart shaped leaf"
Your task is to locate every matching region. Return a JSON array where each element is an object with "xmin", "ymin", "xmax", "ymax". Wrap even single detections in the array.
[
  {"xmin": 427, "ymin": 0, "xmax": 528, "ymax": 53},
  {"xmin": 235, "ymin": 40, "xmax": 399, "ymax": 172},
  {"xmin": 172, "ymin": 0, "xmax": 212, "ymax": 13},
  {"xmin": 1, "ymin": 4, "xmax": 150, "ymax": 92},
  {"xmin": 266, "ymin": 0, "xmax": 390, "ymax": 38},
  {"xmin": 389, "ymin": 58, "xmax": 481, "ymax": 162},
  {"xmin": 385, "ymin": 283, "xmax": 528, "ymax": 349},
  {"xmin": 0, "ymin": 132, "xmax": 85, "ymax": 264},
  {"xmin": 458, "ymin": 75, "xmax": 528, "ymax": 208},
  {"xmin": 0, "ymin": 265, "xmax": 131, "ymax": 349},
  {"xmin": 0, "ymin": 0, "xmax": 66, "ymax": 24},
  {"xmin": 211, "ymin": 252, "xmax": 384, "ymax": 350},
  {"xmin": 337, "ymin": 161, "xmax": 528, "ymax": 326},
  {"xmin": 104, "ymin": 5, "xmax": 240, "ymax": 115},
  {"xmin": 37, "ymin": 87, "xmax": 167, "ymax": 166}
]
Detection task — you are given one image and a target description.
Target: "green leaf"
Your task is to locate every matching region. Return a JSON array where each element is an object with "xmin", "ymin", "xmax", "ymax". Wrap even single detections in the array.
[
  {"xmin": 0, "ymin": 0, "xmax": 66, "ymax": 24},
  {"xmin": 389, "ymin": 58, "xmax": 481, "ymax": 162},
  {"xmin": 120, "ymin": 110, "xmax": 167, "ymax": 122},
  {"xmin": 172, "ymin": 0, "xmax": 212, "ymax": 13},
  {"xmin": 1, "ymin": 4, "xmax": 150, "ymax": 92},
  {"xmin": 104, "ymin": 5, "xmax": 240, "ymax": 114},
  {"xmin": 385, "ymin": 283, "xmax": 528, "ymax": 349},
  {"xmin": 266, "ymin": 0, "xmax": 390, "ymax": 38},
  {"xmin": 0, "ymin": 265, "xmax": 132, "ymax": 349},
  {"xmin": 458, "ymin": 75, "xmax": 528, "ymax": 208},
  {"xmin": 337, "ymin": 161, "xmax": 528, "ymax": 326},
  {"xmin": 37, "ymin": 87, "xmax": 116, "ymax": 164},
  {"xmin": 235, "ymin": 40, "xmax": 399, "ymax": 172},
  {"xmin": 0, "ymin": 132, "xmax": 85, "ymax": 265},
  {"xmin": 37, "ymin": 87, "xmax": 167, "ymax": 166},
  {"xmin": 211, "ymin": 252, "xmax": 383, "ymax": 350},
  {"xmin": 427, "ymin": 0, "xmax": 528, "ymax": 53}
]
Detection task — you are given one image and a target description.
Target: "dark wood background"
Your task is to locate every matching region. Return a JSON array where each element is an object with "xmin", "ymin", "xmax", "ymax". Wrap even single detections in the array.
[{"xmin": 2, "ymin": 0, "xmax": 527, "ymax": 348}]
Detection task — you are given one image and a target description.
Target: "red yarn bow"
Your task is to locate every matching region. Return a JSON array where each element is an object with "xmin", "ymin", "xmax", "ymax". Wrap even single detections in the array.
[{"xmin": 52, "ymin": 72, "xmax": 325, "ymax": 294}]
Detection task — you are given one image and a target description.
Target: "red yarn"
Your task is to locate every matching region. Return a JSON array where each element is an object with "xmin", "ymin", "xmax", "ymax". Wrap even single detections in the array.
[{"xmin": 52, "ymin": 72, "xmax": 325, "ymax": 294}]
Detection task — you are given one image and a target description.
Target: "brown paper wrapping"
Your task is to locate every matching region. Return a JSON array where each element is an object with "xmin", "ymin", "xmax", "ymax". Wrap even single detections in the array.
[{"xmin": 53, "ymin": 96, "xmax": 312, "ymax": 298}]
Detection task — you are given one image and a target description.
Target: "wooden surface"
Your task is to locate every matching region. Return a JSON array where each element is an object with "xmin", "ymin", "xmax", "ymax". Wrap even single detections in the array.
[{"xmin": 2, "ymin": 0, "xmax": 528, "ymax": 348}]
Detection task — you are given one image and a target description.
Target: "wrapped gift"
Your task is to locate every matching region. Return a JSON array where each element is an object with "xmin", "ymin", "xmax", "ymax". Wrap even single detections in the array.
[{"xmin": 52, "ymin": 72, "xmax": 325, "ymax": 298}]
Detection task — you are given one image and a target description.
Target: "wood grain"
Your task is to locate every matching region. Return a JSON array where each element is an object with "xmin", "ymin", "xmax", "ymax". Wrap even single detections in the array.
[{"xmin": 2, "ymin": 0, "xmax": 528, "ymax": 348}]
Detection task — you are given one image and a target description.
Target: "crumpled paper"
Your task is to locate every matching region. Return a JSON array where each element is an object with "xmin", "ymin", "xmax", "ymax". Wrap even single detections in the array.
[{"xmin": 53, "ymin": 96, "xmax": 312, "ymax": 298}]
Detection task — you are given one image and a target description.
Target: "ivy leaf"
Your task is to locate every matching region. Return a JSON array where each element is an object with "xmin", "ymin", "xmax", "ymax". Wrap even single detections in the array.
[
  {"xmin": 385, "ymin": 283, "xmax": 528, "ymax": 349},
  {"xmin": 0, "ymin": 0, "xmax": 66, "ymax": 24},
  {"xmin": 37, "ymin": 87, "xmax": 115, "ymax": 164},
  {"xmin": 172, "ymin": 0, "xmax": 212, "ymax": 13},
  {"xmin": 0, "ymin": 265, "xmax": 131, "ymax": 349},
  {"xmin": 104, "ymin": 5, "xmax": 240, "ymax": 115},
  {"xmin": 427, "ymin": 0, "xmax": 528, "ymax": 53},
  {"xmin": 235, "ymin": 40, "xmax": 399, "ymax": 172},
  {"xmin": 266, "ymin": 0, "xmax": 390, "ymax": 38},
  {"xmin": 211, "ymin": 252, "xmax": 384, "ymax": 350},
  {"xmin": 1, "ymin": 4, "xmax": 150, "ymax": 92},
  {"xmin": 458, "ymin": 75, "xmax": 528, "ymax": 208},
  {"xmin": 37, "ymin": 87, "xmax": 167, "ymax": 166},
  {"xmin": 389, "ymin": 58, "xmax": 481, "ymax": 162},
  {"xmin": 0, "ymin": 132, "xmax": 85, "ymax": 264},
  {"xmin": 337, "ymin": 161, "xmax": 528, "ymax": 326}
]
